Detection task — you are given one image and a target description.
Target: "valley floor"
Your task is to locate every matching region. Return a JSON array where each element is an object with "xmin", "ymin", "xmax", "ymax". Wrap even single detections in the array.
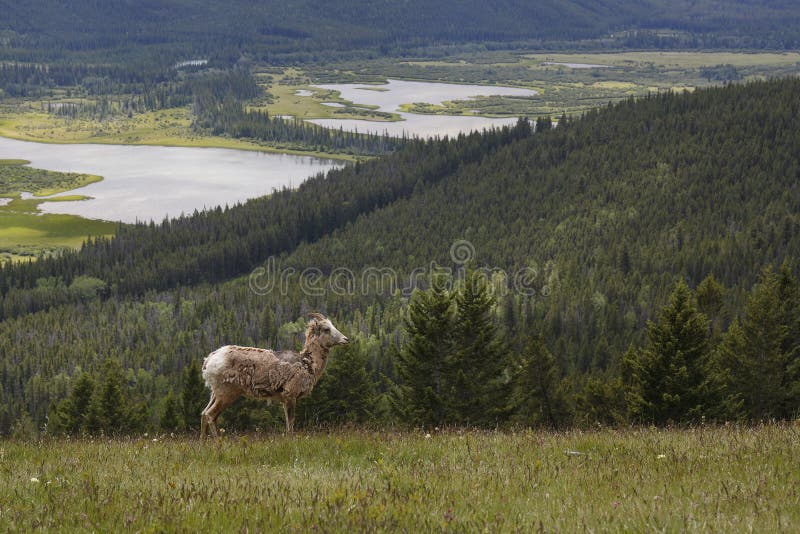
[{"xmin": 1, "ymin": 425, "xmax": 797, "ymax": 531}]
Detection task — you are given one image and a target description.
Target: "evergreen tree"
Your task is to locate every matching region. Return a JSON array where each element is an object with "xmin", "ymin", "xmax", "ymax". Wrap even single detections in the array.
[
  {"xmin": 301, "ymin": 338, "xmax": 376, "ymax": 425},
  {"xmin": 11, "ymin": 409, "xmax": 38, "ymax": 440},
  {"xmin": 449, "ymin": 271, "xmax": 510, "ymax": 426},
  {"xmin": 53, "ymin": 372, "xmax": 94, "ymax": 434},
  {"xmin": 160, "ymin": 391, "xmax": 180, "ymax": 432},
  {"xmin": 776, "ymin": 263, "xmax": 800, "ymax": 405},
  {"xmin": 695, "ymin": 274, "xmax": 727, "ymax": 341},
  {"xmin": 390, "ymin": 271, "xmax": 453, "ymax": 426},
  {"xmin": 509, "ymin": 335, "xmax": 569, "ymax": 428},
  {"xmin": 86, "ymin": 359, "xmax": 128, "ymax": 435},
  {"xmin": 620, "ymin": 344, "xmax": 646, "ymax": 420},
  {"xmin": 714, "ymin": 268, "xmax": 799, "ymax": 419},
  {"xmin": 626, "ymin": 281, "xmax": 710, "ymax": 423},
  {"xmin": 181, "ymin": 358, "xmax": 208, "ymax": 431},
  {"xmin": 575, "ymin": 375, "xmax": 626, "ymax": 426}
]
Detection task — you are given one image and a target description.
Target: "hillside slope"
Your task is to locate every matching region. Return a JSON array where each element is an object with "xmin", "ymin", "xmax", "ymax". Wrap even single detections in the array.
[
  {"xmin": 290, "ymin": 80, "xmax": 800, "ymax": 285},
  {"xmin": 283, "ymin": 77, "xmax": 800, "ymax": 361},
  {"xmin": 1, "ymin": 0, "xmax": 798, "ymax": 63},
  {"xmin": 1, "ymin": 78, "xmax": 799, "ymax": 432}
]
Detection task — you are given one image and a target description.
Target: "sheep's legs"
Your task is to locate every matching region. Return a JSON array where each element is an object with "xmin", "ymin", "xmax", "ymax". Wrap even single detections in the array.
[
  {"xmin": 283, "ymin": 399, "xmax": 296, "ymax": 433},
  {"xmin": 201, "ymin": 393, "xmax": 236, "ymax": 439},
  {"xmin": 200, "ymin": 393, "xmax": 215, "ymax": 439}
]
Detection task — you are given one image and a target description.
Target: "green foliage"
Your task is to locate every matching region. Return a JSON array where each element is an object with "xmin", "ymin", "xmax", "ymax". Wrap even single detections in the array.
[
  {"xmin": 509, "ymin": 335, "xmax": 570, "ymax": 428},
  {"xmin": 0, "ymin": 123, "xmax": 529, "ymax": 317},
  {"xmin": 391, "ymin": 271, "xmax": 454, "ymax": 426},
  {"xmin": 159, "ymin": 391, "xmax": 179, "ymax": 432},
  {"xmin": 0, "ymin": 161, "xmax": 101, "ymax": 197},
  {"xmin": 300, "ymin": 336, "xmax": 377, "ymax": 426},
  {"xmin": 191, "ymin": 70, "xmax": 399, "ymax": 155},
  {"xmin": 392, "ymin": 271, "xmax": 509, "ymax": 427},
  {"xmin": 714, "ymin": 267, "xmax": 800, "ymax": 420},
  {"xmin": 51, "ymin": 372, "xmax": 94, "ymax": 434},
  {"xmin": 2, "ymin": 427, "xmax": 799, "ymax": 531},
  {"xmin": 2, "ymin": 80, "xmax": 800, "ymax": 432},
  {"xmin": 624, "ymin": 282, "xmax": 711, "ymax": 424},
  {"xmin": 181, "ymin": 358, "xmax": 207, "ymax": 432},
  {"xmin": 448, "ymin": 271, "xmax": 509, "ymax": 426},
  {"xmin": 2, "ymin": 0, "xmax": 799, "ymax": 72},
  {"xmin": 85, "ymin": 359, "xmax": 129, "ymax": 435},
  {"xmin": 573, "ymin": 375, "xmax": 627, "ymax": 426},
  {"xmin": 68, "ymin": 276, "xmax": 107, "ymax": 301},
  {"xmin": 10, "ymin": 409, "xmax": 37, "ymax": 439},
  {"xmin": 695, "ymin": 273, "xmax": 727, "ymax": 340},
  {"xmin": 51, "ymin": 360, "xmax": 145, "ymax": 436}
]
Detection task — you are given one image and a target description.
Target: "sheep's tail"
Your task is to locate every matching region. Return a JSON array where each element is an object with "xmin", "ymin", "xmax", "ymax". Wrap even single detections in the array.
[{"xmin": 202, "ymin": 346, "xmax": 230, "ymax": 390}]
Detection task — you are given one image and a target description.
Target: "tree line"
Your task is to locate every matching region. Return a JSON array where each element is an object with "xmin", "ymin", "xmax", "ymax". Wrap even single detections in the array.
[
  {"xmin": 190, "ymin": 70, "xmax": 402, "ymax": 155},
  {"xmin": 2, "ymin": 0, "xmax": 799, "ymax": 70},
  {"xmin": 0, "ymin": 120, "xmax": 531, "ymax": 318}
]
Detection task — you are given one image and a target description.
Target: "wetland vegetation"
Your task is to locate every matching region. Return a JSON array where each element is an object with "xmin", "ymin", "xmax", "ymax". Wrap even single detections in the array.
[{"xmin": 0, "ymin": 159, "xmax": 115, "ymax": 262}]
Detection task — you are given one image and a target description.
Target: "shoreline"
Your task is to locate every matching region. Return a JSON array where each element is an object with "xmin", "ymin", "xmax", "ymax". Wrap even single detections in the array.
[{"xmin": 0, "ymin": 131, "xmax": 359, "ymax": 162}]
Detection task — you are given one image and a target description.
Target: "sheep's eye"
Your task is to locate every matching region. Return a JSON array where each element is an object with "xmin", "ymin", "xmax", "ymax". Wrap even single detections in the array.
[{"xmin": 323, "ymin": 327, "xmax": 330, "ymax": 333}]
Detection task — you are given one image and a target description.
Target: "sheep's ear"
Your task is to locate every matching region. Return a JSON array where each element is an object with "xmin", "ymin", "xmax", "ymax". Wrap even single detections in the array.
[{"xmin": 308, "ymin": 312, "xmax": 325, "ymax": 322}]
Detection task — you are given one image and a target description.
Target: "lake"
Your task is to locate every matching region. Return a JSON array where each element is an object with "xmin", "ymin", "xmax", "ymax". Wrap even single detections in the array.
[
  {"xmin": 1, "ymin": 79, "xmax": 538, "ymax": 222},
  {"xmin": 308, "ymin": 79, "xmax": 538, "ymax": 138},
  {"xmin": 0, "ymin": 137, "xmax": 342, "ymax": 223}
]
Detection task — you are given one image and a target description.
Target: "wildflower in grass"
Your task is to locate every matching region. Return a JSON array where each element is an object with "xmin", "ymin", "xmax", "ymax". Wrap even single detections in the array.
[
  {"xmin": 657, "ymin": 454, "xmax": 666, "ymax": 459},
  {"xmin": 30, "ymin": 477, "xmax": 40, "ymax": 483}
]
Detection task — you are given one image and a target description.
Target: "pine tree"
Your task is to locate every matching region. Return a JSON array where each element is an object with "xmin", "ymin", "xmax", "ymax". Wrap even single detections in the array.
[
  {"xmin": 621, "ymin": 344, "xmax": 646, "ymax": 421},
  {"xmin": 695, "ymin": 273, "xmax": 727, "ymax": 341},
  {"xmin": 181, "ymin": 358, "xmax": 208, "ymax": 431},
  {"xmin": 160, "ymin": 391, "xmax": 180, "ymax": 432},
  {"xmin": 390, "ymin": 271, "xmax": 453, "ymax": 426},
  {"xmin": 509, "ymin": 335, "xmax": 569, "ymax": 428},
  {"xmin": 449, "ymin": 271, "xmax": 509, "ymax": 426},
  {"xmin": 714, "ymin": 268, "xmax": 798, "ymax": 419},
  {"xmin": 86, "ymin": 359, "xmax": 128, "ymax": 435},
  {"xmin": 302, "ymin": 338, "xmax": 376, "ymax": 425},
  {"xmin": 53, "ymin": 372, "xmax": 94, "ymax": 434},
  {"xmin": 627, "ymin": 281, "xmax": 711, "ymax": 424}
]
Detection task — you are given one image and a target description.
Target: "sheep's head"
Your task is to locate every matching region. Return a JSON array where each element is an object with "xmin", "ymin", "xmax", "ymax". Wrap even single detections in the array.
[{"xmin": 307, "ymin": 312, "xmax": 349, "ymax": 347}]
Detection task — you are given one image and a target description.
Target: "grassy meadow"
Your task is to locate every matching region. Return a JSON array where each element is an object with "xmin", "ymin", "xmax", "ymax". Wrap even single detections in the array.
[
  {"xmin": 1, "ymin": 425, "xmax": 797, "ymax": 532},
  {"xmin": 0, "ymin": 105, "xmax": 356, "ymax": 161},
  {"xmin": 254, "ymin": 68, "xmax": 400, "ymax": 123},
  {"xmin": 0, "ymin": 160, "xmax": 116, "ymax": 262}
]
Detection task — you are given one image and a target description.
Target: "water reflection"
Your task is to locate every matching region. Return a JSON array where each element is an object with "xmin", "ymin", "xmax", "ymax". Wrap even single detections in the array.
[{"xmin": 0, "ymin": 137, "xmax": 342, "ymax": 223}]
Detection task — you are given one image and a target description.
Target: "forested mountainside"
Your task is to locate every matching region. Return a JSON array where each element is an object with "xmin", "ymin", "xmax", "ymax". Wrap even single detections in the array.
[
  {"xmin": 1, "ymin": 78, "xmax": 799, "ymax": 435},
  {"xmin": 1, "ymin": 0, "xmax": 798, "ymax": 66},
  {"xmin": 0, "ymin": 122, "xmax": 530, "ymax": 316}
]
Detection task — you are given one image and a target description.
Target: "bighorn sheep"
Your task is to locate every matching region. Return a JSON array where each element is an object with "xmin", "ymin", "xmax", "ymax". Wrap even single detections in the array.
[{"xmin": 200, "ymin": 312, "xmax": 348, "ymax": 437}]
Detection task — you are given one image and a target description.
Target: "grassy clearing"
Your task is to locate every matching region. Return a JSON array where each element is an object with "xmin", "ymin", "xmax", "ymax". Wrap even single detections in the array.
[
  {"xmin": 0, "ymin": 158, "xmax": 31, "ymax": 166},
  {"xmin": 0, "ymin": 159, "xmax": 102, "ymax": 197},
  {"xmin": 0, "ymin": 105, "xmax": 356, "ymax": 161},
  {"xmin": 0, "ymin": 211, "xmax": 116, "ymax": 257},
  {"xmin": 1, "ymin": 425, "xmax": 797, "ymax": 531},
  {"xmin": 521, "ymin": 51, "xmax": 800, "ymax": 69},
  {"xmin": 256, "ymin": 69, "xmax": 400, "ymax": 122},
  {"xmin": 0, "ymin": 160, "xmax": 116, "ymax": 261}
]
